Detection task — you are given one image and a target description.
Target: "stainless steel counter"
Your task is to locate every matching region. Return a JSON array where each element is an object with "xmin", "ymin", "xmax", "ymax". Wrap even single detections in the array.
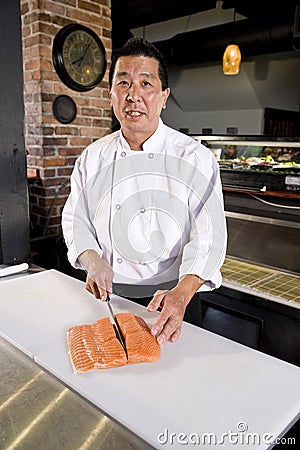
[{"xmin": 0, "ymin": 336, "xmax": 153, "ymax": 450}]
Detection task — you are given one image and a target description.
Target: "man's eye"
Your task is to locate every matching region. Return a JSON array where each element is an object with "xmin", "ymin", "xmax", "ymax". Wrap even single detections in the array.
[
  {"xmin": 117, "ymin": 80, "xmax": 128, "ymax": 85},
  {"xmin": 142, "ymin": 81, "xmax": 151, "ymax": 86}
]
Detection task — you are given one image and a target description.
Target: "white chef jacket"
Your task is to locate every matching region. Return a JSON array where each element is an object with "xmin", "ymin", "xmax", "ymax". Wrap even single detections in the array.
[{"xmin": 62, "ymin": 119, "xmax": 227, "ymax": 292}]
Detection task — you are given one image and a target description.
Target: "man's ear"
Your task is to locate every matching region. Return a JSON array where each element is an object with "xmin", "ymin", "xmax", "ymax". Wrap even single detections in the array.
[{"xmin": 162, "ymin": 88, "xmax": 170, "ymax": 109}]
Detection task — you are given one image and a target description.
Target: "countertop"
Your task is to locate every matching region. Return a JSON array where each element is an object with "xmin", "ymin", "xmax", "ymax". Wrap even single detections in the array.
[
  {"xmin": 0, "ymin": 269, "xmax": 299, "ymax": 449},
  {"xmin": 0, "ymin": 335, "xmax": 152, "ymax": 450}
]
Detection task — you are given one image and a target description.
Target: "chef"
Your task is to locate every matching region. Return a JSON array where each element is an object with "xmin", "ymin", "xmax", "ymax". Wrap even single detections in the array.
[{"xmin": 62, "ymin": 37, "xmax": 227, "ymax": 345}]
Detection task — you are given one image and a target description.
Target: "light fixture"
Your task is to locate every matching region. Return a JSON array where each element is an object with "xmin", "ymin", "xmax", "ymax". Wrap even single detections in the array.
[{"xmin": 223, "ymin": 8, "xmax": 241, "ymax": 75}]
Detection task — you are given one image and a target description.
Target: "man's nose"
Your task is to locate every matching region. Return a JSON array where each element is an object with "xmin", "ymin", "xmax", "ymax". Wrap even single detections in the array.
[{"xmin": 126, "ymin": 85, "xmax": 140, "ymax": 102}]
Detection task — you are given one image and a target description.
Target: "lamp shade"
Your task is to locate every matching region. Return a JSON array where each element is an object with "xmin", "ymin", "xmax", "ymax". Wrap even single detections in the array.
[{"xmin": 223, "ymin": 44, "xmax": 241, "ymax": 75}]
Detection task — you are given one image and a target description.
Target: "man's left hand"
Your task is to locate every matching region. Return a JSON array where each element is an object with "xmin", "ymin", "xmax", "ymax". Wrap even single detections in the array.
[
  {"xmin": 147, "ymin": 289, "xmax": 186, "ymax": 345},
  {"xmin": 147, "ymin": 274, "xmax": 204, "ymax": 345}
]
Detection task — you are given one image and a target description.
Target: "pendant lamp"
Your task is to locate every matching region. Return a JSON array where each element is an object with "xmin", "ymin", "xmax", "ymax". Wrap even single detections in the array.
[{"xmin": 223, "ymin": 9, "xmax": 241, "ymax": 75}]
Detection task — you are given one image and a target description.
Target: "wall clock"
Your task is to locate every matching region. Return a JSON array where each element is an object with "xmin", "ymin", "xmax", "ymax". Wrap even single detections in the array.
[{"xmin": 52, "ymin": 23, "xmax": 107, "ymax": 92}]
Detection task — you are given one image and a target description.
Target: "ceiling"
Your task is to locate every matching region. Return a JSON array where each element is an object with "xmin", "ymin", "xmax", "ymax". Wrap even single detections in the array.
[
  {"xmin": 111, "ymin": 0, "xmax": 297, "ymax": 29},
  {"xmin": 110, "ymin": 0, "xmax": 300, "ymax": 119},
  {"xmin": 111, "ymin": 0, "xmax": 300, "ymax": 62}
]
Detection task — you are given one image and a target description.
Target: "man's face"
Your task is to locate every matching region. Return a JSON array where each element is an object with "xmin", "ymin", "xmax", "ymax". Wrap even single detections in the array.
[{"xmin": 110, "ymin": 56, "xmax": 170, "ymax": 144}]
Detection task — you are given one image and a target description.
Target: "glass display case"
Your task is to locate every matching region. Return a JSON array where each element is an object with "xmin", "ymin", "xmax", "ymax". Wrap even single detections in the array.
[
  {"xmin": 191, "ymin": 135, "xmax": 300, "ymax": 192},
  {"xmin": 190, "ymin": 135, "xmax": 300, "ymax": 274}
]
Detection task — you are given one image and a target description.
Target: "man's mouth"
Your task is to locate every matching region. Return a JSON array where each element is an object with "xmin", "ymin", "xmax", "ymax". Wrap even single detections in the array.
[{"xmin": 125, "ymin": 110, "xmax": 144, "ymax": 118}]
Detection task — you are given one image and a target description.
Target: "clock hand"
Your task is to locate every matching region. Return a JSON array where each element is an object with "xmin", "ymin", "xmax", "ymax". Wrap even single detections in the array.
[
  {"xmin": 71, "ymin": 40, "xmax": 92, "ymax": 66},
  {"xmin": 79, "ymin": 39, "xmax": 92, "ymax": 68},
  {"xmin": 71, "ymin": 56, "xmax": 84, "ymax": 65}
]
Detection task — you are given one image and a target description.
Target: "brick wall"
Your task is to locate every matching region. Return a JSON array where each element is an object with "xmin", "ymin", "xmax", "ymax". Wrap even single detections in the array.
[{"xmin": 21, "ymin": 0, "xmax": 112, "ymax": 237}]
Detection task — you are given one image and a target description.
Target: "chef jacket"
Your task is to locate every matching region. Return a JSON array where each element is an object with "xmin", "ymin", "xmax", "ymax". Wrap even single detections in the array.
[{"xmin": 62, "ymin": 119, "xmax": 227, "ymax": 293}]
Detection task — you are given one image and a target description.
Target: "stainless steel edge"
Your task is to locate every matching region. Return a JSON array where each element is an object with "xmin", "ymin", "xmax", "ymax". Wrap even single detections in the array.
[{"xmin": 225, "ymin": 211, "xmax": 300, "ymax": 229}]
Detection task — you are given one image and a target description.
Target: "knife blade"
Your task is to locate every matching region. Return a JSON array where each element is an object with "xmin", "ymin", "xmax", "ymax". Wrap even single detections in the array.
[{"xmin": 106, "ymin": 296, "xmax": 126, "ymax": 350}]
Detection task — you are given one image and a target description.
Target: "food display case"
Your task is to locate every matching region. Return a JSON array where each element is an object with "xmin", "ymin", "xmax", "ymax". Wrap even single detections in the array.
[
  {"xmin": 191, "ymin": 135, "xmax": 300, "ymax": 273},
  {"xmin": 195, "ymin": 135, "xmax": 300, "ymax": 192},
  {"xmin": 190, "ymin": 135, "xmax": 300, "ymax": 367}
]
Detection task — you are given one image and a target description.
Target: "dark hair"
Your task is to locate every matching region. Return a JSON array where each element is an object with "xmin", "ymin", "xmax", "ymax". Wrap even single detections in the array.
[{"xmin": 109, "ymin": 37, "xmax": 169, "ymax": 91}]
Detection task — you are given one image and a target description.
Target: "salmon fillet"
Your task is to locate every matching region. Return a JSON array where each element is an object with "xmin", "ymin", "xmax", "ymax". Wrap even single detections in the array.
[
  {"xmin": 67, "ymin": 314, "xmax": 160, "ymax": 373},
  {"xmin": 67, "ymin": 317, "xmax": 127, "ymax": 373},
  {"xmin": 116, "ymin": 313, "xmax": 161, "ymax": 364}
]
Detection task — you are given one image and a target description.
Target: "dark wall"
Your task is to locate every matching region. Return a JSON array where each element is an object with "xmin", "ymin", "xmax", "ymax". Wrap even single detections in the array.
[{"xmin": 0, "ymin": 0, "xmax": 29, "ymax": 265}]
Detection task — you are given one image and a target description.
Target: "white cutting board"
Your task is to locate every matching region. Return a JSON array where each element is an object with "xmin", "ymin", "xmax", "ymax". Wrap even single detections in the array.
[{"xmin": 0, "ymin": 269, "xmax": 299, "ymax": 449}]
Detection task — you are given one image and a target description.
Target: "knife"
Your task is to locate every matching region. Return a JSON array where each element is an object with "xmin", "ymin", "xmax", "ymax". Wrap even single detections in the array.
[{"xmin": 106, "ymin": 295, "xmax": 126, "ymax": 350}]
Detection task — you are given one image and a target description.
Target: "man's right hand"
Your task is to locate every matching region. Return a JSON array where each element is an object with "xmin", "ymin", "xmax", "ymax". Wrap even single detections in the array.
[{"xmin": 78, "ymin": 250, "xmax": 114, "ymax": 301}]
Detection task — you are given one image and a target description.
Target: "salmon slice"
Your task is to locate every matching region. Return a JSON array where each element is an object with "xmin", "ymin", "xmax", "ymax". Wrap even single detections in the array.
[
  {"xmin": 67, "ymin": 317, "xmax": 127, "ymax": 373},
  {"xmin": 116, "ymin": 313, "xmax": 161, "ymax": 364},
  {"xmin": 67, "ymin": 314, "xmax": 160, "ymax": 373}
]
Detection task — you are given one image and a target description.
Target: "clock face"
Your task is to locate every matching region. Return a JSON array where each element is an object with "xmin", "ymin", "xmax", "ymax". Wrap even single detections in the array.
[{"xmin": 53, "ymin": 24, "xmax": 107, "ymax": 92}]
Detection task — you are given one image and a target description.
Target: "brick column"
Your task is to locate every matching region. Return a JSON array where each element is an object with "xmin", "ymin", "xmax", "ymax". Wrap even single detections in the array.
[{"xmin": 21, "ymin": 0, "xmax": 112, "ymax": 237}]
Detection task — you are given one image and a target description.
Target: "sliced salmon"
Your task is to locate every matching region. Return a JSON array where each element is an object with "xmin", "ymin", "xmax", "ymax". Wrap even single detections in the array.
[
  {"xmin": 67, "ymin": 314, "xmax": 160, "ymax": 372},
  {"xmin": 116, "ymin": 313, "xmax": 161, "ymax": 364},
  {"xmin": 67, "ymin": 317, "xmax": 127, "ymax": 373}
]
